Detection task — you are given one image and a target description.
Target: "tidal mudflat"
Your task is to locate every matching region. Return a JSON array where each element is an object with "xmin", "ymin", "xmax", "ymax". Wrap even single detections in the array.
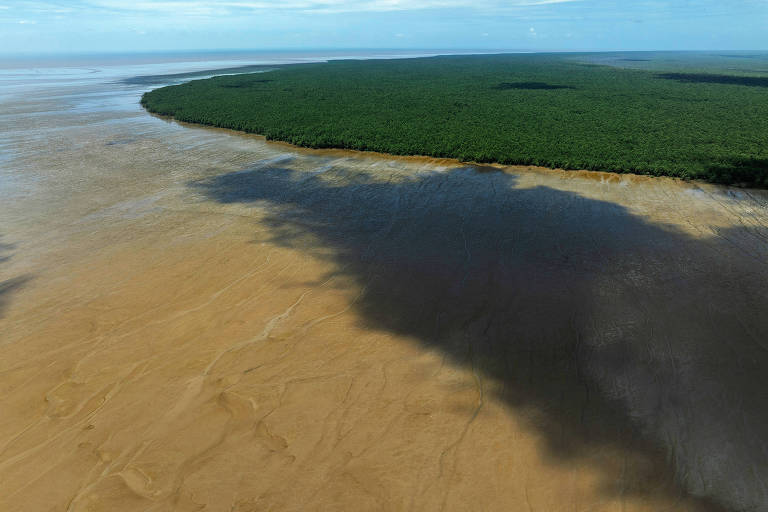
[{"xmin": 1, "ymin": 55, "xmax": 768, "ymax": 512}]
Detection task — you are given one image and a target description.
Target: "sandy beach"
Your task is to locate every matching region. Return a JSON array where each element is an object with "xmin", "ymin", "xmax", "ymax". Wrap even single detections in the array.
[{"xmin": 1, "ymin": 56, "xmax": 767, "ymax": 512}]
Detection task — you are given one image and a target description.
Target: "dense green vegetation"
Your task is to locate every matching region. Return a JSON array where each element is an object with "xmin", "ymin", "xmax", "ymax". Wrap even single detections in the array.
[{"xmin": 141, "ymin": 52, "xmax": 768, "ymax": 186}]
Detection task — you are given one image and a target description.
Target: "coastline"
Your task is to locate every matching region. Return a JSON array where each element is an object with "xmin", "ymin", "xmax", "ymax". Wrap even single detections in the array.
[{"xmin": 147, "ymin": 110, "xmax": 734, "ymax": 191}]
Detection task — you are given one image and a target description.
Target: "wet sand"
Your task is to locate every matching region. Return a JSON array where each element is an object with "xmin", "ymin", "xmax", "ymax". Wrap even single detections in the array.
[{"xmin": 1, "ymin": 58, "xmax": 768, "ymax": 512}]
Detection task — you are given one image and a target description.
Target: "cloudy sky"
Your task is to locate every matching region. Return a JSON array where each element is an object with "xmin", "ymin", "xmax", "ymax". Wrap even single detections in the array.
[{"xmin": 1, "ymin": 0, "xmax": 767, "ymax": 54}]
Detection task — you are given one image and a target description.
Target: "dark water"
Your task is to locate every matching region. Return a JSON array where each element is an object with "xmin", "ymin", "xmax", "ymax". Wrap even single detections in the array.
[{"xmin": 191, "ymin": 161, "xmax": 768, "ymax": 511}]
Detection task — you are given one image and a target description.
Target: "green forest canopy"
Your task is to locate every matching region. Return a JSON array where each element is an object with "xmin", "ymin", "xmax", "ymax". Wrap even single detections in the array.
[{"xmin": 141, "ymin": 52, "xmax": 768, "ymax": 187}]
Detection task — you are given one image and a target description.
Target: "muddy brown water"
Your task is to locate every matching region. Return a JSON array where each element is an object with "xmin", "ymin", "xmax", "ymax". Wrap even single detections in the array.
[{"xmin": 1, "ymin": 56, "xmax": 768, "ymax": 512}]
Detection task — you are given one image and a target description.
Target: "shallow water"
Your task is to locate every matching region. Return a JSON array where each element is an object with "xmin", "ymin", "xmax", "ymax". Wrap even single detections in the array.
[{"xmin": 1, "ymin": 52, "xmax": 767, "ymax": 512}]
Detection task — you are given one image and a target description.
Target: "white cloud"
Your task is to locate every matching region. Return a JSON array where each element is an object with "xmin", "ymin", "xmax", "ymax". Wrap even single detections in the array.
[{"xmin": 82, "ymin": 0, "xmax": 581, "ymax": 15}]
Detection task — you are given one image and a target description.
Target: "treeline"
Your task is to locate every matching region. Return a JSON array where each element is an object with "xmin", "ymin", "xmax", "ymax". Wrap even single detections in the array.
[{"xmin": 141, "ymin": 53, "xmax": 768, "ymax": 187}]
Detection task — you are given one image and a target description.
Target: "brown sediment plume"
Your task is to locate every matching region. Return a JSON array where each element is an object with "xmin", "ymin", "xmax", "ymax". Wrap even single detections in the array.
[
  {"xmin": 155, "ymin": 112, "xmax": 698, "ymax": 189},
  {"xmin": 1, "ymin": 79, "xmax": 768, "ymax": 511}
]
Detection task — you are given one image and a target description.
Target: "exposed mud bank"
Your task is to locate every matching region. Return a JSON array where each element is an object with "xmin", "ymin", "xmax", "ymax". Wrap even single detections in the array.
[{"xmin": 2, "ymin": 62, "xmax": 768, "ymax": 511}]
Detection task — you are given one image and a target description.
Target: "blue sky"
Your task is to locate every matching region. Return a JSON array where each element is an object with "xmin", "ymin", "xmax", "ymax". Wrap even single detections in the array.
[{"xmin": 1, "ymin": 0, "xmax": 767, "ymax": 54}]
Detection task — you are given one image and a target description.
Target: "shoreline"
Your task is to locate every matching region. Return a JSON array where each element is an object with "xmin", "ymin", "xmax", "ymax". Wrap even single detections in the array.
[{"xmin": 148, "ymin": 110, "xmax": 751, "ymax": 192}]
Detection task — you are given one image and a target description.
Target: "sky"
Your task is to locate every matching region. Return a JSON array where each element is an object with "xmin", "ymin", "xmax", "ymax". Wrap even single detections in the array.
[{"xmin": 1, "ymin": 0, "xmax": 767, "ymax": 55}]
